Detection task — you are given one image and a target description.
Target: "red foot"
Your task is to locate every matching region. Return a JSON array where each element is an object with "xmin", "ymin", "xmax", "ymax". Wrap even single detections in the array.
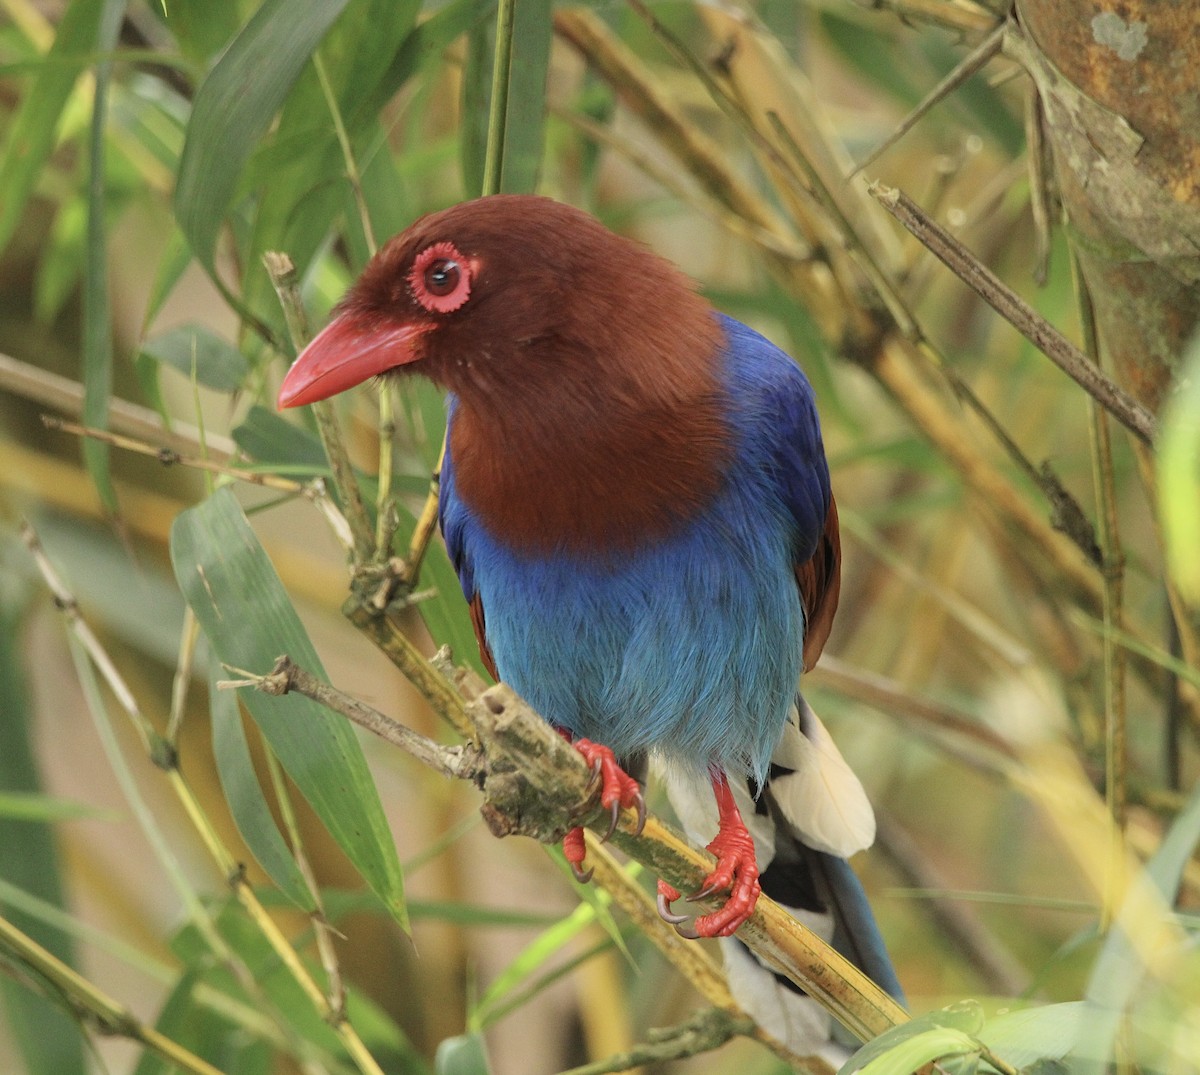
[
  {"xmin": 656, "ymin": 770, "xmax": 761, "ymax": 938},
  {"xmin": 559, "ymin": 735, "xmax": 646, "ymax": 884},
  {"xmin": 563, "ymin": 826, "xmax": 592, "ymax": 884}
]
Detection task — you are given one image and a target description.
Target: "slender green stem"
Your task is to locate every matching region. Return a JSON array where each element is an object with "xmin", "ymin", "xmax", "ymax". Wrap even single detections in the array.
[
  {"xmin": 310, "ymin": 56, "xmax": 397, "ymax": 562},
  {"xmin": 482, "ymin": 0, "xmax": 517, "ymax": 196},
  {"xmin": 0, "ymin": 912, "xmax": 224, "ymax": 1075},
  {"xmin": 264, "ymin": 251, "xmax": 375, "ymax": 562},
  {"xmin": 398, "ymin": 0, "xmax": 517, "ymax": 585},
  {"xmin": 314, "ymin": 51, "xmax": 378, "ymax": 257},
  {"xmin": 262, "ymin": 742, "xmax": 347, "ymax": 1018},
  {"xmin": 1072, "ymin": 252, "xmax": 1128, "ymax": 927},
  {"xmin": 374, "ymin": 384, "xmax": 397, "ymax": 561}
]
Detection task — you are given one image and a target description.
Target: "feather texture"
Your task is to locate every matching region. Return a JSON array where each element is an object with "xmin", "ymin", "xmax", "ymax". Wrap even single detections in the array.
[
  {"xmin": 277, "ymin": 194, "xmax": 901, "ymax": 1050},
  {"xmin": 441, "ymin": 315, "xmax": 827, "ymax": 782}
]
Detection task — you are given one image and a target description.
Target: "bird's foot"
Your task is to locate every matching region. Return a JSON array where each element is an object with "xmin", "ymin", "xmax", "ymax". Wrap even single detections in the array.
[
  {"xmin": 573, "ymin": 738, "xmax": 647, "ymax": 840},
  {"xmin": 563, "ymin": 738, "xmax": 646, "ymax": 884},
  {"xmin": 563, "ymin": 826, "xmax": 592, "ymax": 884},
  {"xmin": 655, "ymin": 770, "xmax": 761, "ymax": 939}
]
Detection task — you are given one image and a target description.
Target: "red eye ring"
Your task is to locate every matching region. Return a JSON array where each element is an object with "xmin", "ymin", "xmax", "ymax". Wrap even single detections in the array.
[{"xmin": 410, "ymin": 241, "xmax": 472, "ymax": 314}]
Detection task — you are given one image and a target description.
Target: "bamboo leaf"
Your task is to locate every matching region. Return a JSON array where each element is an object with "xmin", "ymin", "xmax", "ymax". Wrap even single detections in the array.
[
  {"xmin": 0, "ymin": 0, "xmax": 104, "ymax": 257},
  {"xmin": 435, "ymin": 1032, "xmax": 491, "ymax": 1075},
  {"xmin": 174, "ymin": 0, "xmax": 352, "ymax": 267},
  {"xmin": 140, "ymin": 324, "xmax": 249, "ymax": 393},
  {"xmin": 170, "ymin": 487, "xmax": 407, "ymax": 930},
  {"xmin": 841, "ymin": 1003, "xmax": 983, "ymax": 1074},
  {"xmin": 208, "ymin": 666, "xmax": 315, "ymax": 911},
  {"xmin": 0, "ymin": 566, "xmax": 86, "ymax": 1075}
]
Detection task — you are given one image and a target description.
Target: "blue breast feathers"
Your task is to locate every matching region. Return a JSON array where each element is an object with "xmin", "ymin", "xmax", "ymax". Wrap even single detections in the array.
[{"xmin": 439, "ymin": 314, "xmax": 832, "ymax": 783}]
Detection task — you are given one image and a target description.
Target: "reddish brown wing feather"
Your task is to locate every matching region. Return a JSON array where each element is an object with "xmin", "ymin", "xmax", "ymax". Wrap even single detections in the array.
[
  {"xmin": 469, "ymin": 592, "xmax": 499, "ymax": 681},
  {"xmin": 797, "ymin": 494, "xmax": 842, "ymax": 673}
]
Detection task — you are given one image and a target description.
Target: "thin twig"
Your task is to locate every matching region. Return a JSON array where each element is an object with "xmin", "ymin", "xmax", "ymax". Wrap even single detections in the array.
[
  {"xmin": 264, "ymin": 251, "xmax": 376, "ymax": 562},
  {"xmin": 849, "ymin": 23, "xmax": 1005, "ymax": 179},
  {"xmin": 41, "ymin": 415, "xmax": 306, "ymax": 493},
  {"xmin": 846, "ymin": 0, "xmax": 998, "ymax": 35},
  {"xmin": 769, "ymin": 116, "xmax": 1103, "ymax": 570},
  {"xmin": 1024, "ymin": 82, "xmax": 1052, "ymax": 286},
  {"xmin": 1073, "ymin": 254, "xmax": 1129, "ymax": 928},
  {"xmin": 220, "ymin": 656, "xmax": 483, "ymax": 782},
  {"xmin": 397, "ymin": 437, "xmax": 445, "ymax": 588},
  {"xmin": 314, "ymin": 51, "xmax": 378, "ymax": 257},
  {"xmin": 23, "ymin": 519, "xmax": 390, "ymax": 1075},
  {"xmin": 867, "ymin": 182, "xmax": 1156, "ymax": 445},
  {"xmin": 0, "ymin": 913, "xmax": 223, "ymax": 1075},
  {"xmin": 260, "ymin": 745, "xmax": 347, "ymax": 1020},
  {"xmin": 20, "ymin": 519, "xmax": 170, "ymax": 767},
  {"xmin": 0, "ymin": 350, "xmax": 237, "ymax": 458},
  {"xmin": 557, "ymin": 1008, "xmax": 758, "ymax": 1075}
]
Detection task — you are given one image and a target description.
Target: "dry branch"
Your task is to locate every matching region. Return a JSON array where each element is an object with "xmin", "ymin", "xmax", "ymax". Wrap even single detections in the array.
[{"xmin": 230, "ymin": 650, "xmax": 909, "ymax": 1054}]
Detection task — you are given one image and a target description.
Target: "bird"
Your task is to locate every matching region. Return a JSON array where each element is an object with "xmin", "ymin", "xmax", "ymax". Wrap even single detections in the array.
[{"xmin": 278, "ymin": 194, "xmax": 902, "ymax": 1052}]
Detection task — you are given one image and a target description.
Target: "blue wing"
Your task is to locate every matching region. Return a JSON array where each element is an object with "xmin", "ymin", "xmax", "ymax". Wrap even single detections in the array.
[{"xmin": 719, "ymin": 315, "xmax": 840, "ymax": 669}]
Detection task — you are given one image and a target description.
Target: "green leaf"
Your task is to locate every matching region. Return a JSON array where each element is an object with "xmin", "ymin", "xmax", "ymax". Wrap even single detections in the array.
[
  {"xmin": 132, "ymin": 967, "xmax": 275, "ymax": 1075},
  {"xmin": 139, "ymin": 324, "xmax": 250, "ymax": 393},
  {"xmin": 979, "ymin": 1002, "xmax": 1101, "ymax": 1069},
  {"xmin": 1158, "ymin": 329, "xmax": 1200, "ymax": 604},
  {"xmin": 33, "ymin": 196, "xmax": 87, "ymax": 324},
  {"xmin": 499, "ymin": 0, "xmax": 551, "ymax": 193},
  {"xmin": 208, "ymin": 666, "xmax": 315, "ymax": 910},
  {"xmin": 1079, "ymin": 779, "xmax": 1200, "ymax": 1072},
  {"xmin": 0, "ymin": 556, "xmax": 86, "ymax": 1075},
  {"xmin": 358, "ymin": 0, "xmax": 497, "ymax": 126},
  {"xmin": 436, "ymin": 1032, "xmax": 492, "ymax": 1075},
  {"xmin": 461, "ymin": 0, "xmax": 549, "ymax": 196},
  {"xmin": 170, "ymin": 487, "xmax": 407, "ymax": 929},
  {"xmin": 840, "ymin": 1002, "xmax": 984, "ymax": 1075},
  {"xmin": 174, "ymin": 0, "xmax": 352, "ymax": 266},
  {"xmin": 142, "ymin": 226, "xmax": 195, "ymax": 331},
  {"xmin": 0, "ymin": 0, "xmax": 103, "ymax": 257},
  {"xmin": 474, "ymin": 896, "xmax": 618, "ymax": 1027},
  {"xmin": 234, "ymin": 405, "xmax": 330, "ymax": 474},
  {"xmin": 853, "ymin": 1028, "xmax": 980, "ymax": 1075}
]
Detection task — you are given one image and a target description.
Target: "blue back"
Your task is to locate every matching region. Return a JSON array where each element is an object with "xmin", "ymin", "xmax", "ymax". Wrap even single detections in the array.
[{"xmin": 439, "ymin": 315, "xmax": 831, "ymax": 784}]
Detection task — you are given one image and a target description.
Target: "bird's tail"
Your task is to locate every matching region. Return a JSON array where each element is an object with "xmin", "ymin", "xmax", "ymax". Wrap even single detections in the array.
[{"xmin": 661, "ymin": 695, "xmax": 903, "ymax": 1062}]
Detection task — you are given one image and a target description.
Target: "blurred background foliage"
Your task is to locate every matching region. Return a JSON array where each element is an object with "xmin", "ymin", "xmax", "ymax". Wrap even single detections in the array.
[{"xmin": 1, "ymin": 0, "xmax": 1198, "ymax": 1073}]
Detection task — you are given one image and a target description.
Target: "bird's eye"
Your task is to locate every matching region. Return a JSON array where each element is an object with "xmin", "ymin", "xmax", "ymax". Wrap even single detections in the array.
[
  {"xmin": 409, "ymin": 241, "xmax": 472, "ymax": 314},
  {"xmin": 424, "ymin": 259, "xmax": 459, "ymax": 296}
]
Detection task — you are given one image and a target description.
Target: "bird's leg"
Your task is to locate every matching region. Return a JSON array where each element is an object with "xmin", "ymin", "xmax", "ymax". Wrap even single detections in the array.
[
  {"xmin": 559, "ymin": 732, "xmax": 646, "ymax": 884},
  {"xmin": 656, "ymin": 768, "xmax": 761, "ymax": 938}
]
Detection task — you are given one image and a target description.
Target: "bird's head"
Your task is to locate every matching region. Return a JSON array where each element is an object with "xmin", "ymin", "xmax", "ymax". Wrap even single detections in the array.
[{"xmin": 276, "ymin": 194, "xmax": 720, "ymax": 412}]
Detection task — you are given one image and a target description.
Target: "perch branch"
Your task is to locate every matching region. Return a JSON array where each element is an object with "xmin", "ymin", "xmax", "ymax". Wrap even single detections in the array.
[{"xmin": 237, "ymin": 652, "xmax": 908, "ymax": 1049}]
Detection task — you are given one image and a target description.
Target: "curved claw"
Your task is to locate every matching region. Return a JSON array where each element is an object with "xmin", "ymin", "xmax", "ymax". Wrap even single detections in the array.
[
  {"xmin": 687, "ymin": 880, "xmax": 723, "ymax": 903},
  {"xmin": 656, "ymin": 890, "xmax": 690, "ymax": 925},
  {"xmin": 570, "ymin": 861, "xmax": 594, "ymax": 885},
  {"xmin": 673, "ymin": 921, "xmax": 701, "ymax": 941},
  {"xmin": 584, "ymin": 756, "xmax": 604, "ymax": 797},
  {"xmin": 632, "ymin": 790, "xmax": 647, "ymax": 836},
  {"xmin": 602, "ymin": 799, "xmax": 621, "ymax": 843}
]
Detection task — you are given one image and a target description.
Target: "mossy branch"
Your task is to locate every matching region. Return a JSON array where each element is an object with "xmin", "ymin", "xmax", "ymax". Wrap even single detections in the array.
[{"xmin": 231, "ymin": 649, "xmax": 908, "ymax": 1060}]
